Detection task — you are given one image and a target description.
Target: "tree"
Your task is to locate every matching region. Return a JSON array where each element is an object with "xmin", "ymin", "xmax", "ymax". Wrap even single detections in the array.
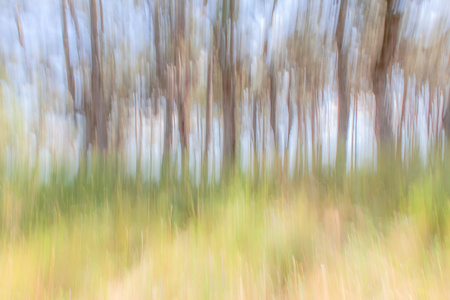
[
  {"xmin": 90, "ymin": 0, "xmax": 108, "ymax": 151},
  {"xmin": 443, "ymin": 93, "xmax": 450, "ymax": 138},
  {"xmin": 373, "ymin": 0, "xmax": 401, "ymax": 146},
  {"xmin": 219, "ymin": 0, "xmax": 237, "ymax": 161},
  {"xmin": 164, "ymin": 65, "xmax": 174, "ymax": 155},
  {"xmin": 61, "ymin": 0, "xmax": 76, "ymax": 121},
  {"xmin": 175, "ymin": 1, "xmax": 190, "ymax": 157},
  {"xmin": 269, "ymin": 62, "xmax": 277, "ymax": 151},
  {"xmin": 152, "ymin": 0, "xmax": 173, "ymax": 161},
  {"xmin": 335, "ymin": 0, "xmax": 350, "ymax": 168},
  {"xmin": 205, "ymin": 48, "xmax": 214, "ymax": 160},
  {"xmin": 268, "ymin": 0, "xmax": 278, "ymax": 152}
]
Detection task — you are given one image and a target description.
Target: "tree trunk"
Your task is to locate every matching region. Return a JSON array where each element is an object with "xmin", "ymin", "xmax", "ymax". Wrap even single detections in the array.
[
  {"xmin": 287, "ymin": 70, "xmax": 293, "ymax": 146},
  {"xmin": 205, "ymin": 50, "xmax": 213, "ymax": 160},
  {"xmin": 90, "ymin": 0, "xmax": 107, "ymax": 151},
  {"xmin": 335, "ymin": 0, "xmax": 349, "ymax": 171},
  {"xmin": 310, "ymin": 98, "xmax": 316, "ymax": 169},
  {"xmin": 177, "ymin": 52, "xmax": 189, "ymax": 154},
  {"xmin": 252, "ymin": 93, "xmax": 257, "ymax": 154},
  {"xmin": 396, "ymin": 74, "xmax": 407, "ymax": 160},
  {"xmin": 297, "ymin": 68, "xmax": 305, "ymax": 173},
  {"xmin": 153, "ymin": 0, "xmax": 164, "ymax": 116},
  {"xmin": 221, "ymin": 0, "xmax": 236, "ymax": 162},
  {"xmin": 15, "ymin": 5, "xmax": 25, "ymax": 49},
  {"xmin": 67, "ymin": 0, "xmax": 81, "ymax": 58},
  {"xmin": 62, "ymin": 0, "xmax": 76, "ymax": 121},
  {"xmin": 222, "ymin": 67, "xmax": 236, "ymax": 161},
  {"xmin": 164, "ymin": 66, "xmax": 174, "ymax": 157},
  {"xmin": 174, "ymin": 1, "xmax": 190, "ymax": 175},
  {"xmin": 98, "ymin": 0, "xmax": 104, "ymax": 32},
  {"xmin": 373, "ymin": 0, "xmax": 400, "ymax": 146},
  {"xmin": 269, "ymin": 64, "xmax": 277, "ymax": 152},
  {"xmin": 443, "ymin": 93, "xmax": 450, "ymax": 139}
]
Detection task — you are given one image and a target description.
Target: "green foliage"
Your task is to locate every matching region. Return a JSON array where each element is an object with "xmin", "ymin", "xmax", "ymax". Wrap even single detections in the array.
[{"xmin": 1, "ymin": 148, "xmax": 450, "ymax": 298}]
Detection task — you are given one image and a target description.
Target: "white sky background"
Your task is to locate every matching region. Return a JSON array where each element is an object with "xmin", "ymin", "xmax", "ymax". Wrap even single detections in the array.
[{"xmin": 0, "ymin": 0, "xmax": 449, "ymax": 181}]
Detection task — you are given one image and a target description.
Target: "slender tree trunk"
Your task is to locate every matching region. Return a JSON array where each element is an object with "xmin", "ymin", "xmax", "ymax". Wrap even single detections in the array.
[
  {"xmin": 15, "ymin": 5, "xmax": 25, "ymax": 49},
  {"xmin": 90, "ymin": 0, "xmax": 107, "ymax": 151},
  {"xmin": 252, "ymin": 93, "xmax": 257, "ymax": 153},
  {"xmin": 222, "ymin": 0, "xmax": 236, "ymax": 162},
  {"xmin": 98, "ymin": 0, "xmax": 104, "ymax": 32},
  {"xmin": 116, "ymin": 97, "xmax": 123, "ymax": 151},
  {"xmin": 396, "ymin": 74, "xmax": 407, "ymax": 160},
  {"xmin": 83, "ymin": 65, "xmax": 94, "ymax": 151},
  {"xmin": 443, "ymin": 93, "xmax": 450, "ymax": 139},
  {"xmin": 177, "ymin": 52, "xmax": 190, "ymax": 154},
  {"xmin": 351, "ymin": 96, "xmax": 358, "ymax": 172},
  {"xmin": 336, "ymin": 0, "xmax": 349, "ymax": 172},
  {"xmin": 269, "ymin": 64, "xmax": 277, "ymax": 152},
  {"xmin": 67, "ymin": 0, "xmax": 80, "ymax": 37},
  {"xmin": 164, "ymin": 66, "xmax": 174, "ymax": 158},
  {"xmin": 135, "ymin": 94, "xmax": 139, "ymax": 175},
  {"xmin": 205, "ymin": 50, "xmax": 213, "ymax": 160},
  {"xmin": 62, "ymin": 0, "xmax": 76, "ymax": 121},
  {"xmin": 287, "ymin": 69, "xmax": 293, "ymax": 146},
  {"xmin": 67, "ymin": 0, "xmax": 81, "ymax": 59},
  {"xmin": 310, "ymin": 98, "xmax": 316, "ymax": 170},
  {"xmin": 176, "ymin": 1, "xmax": 189, "ymax": 160},
  {"xmin": 222, "ymin": 66, "xmax": 236, "ymax": 161},
  {"xmin": 296, "ymin": 68, "xmax": 305, "ymax": 173},
  {"xmin": 153, "ymin": 0, "xmax": 164, "ymax": 116},
  {"xmin": 373, "ymin": 0, "xmax": 400, "ymax": 146}
]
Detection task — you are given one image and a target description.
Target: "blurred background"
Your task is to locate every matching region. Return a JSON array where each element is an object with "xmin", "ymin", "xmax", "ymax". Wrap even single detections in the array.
[
  {"xmin": 0, "ymin": 0, "xmax": 449, "ymax": 181},
  {"xmin": 1, "ymin": 0, "xmax": 450, "ymax": 299}
]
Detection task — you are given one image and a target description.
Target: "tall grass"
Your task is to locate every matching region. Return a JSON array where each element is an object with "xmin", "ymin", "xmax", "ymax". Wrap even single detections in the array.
[{"xmin": 0, "ymin": 149, "xmax": 449, "ymax": 299}]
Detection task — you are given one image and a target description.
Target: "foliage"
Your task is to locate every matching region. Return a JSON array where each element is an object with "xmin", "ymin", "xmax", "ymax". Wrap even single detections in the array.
[{"xmin": 0, "ymin": 149, "xmax": 450, "ymax": 298}]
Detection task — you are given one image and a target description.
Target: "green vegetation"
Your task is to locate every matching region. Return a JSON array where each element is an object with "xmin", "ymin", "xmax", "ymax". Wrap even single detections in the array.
[{"xmin": 1, "ymin": 153, "xmax": 450, "ymax": 299}]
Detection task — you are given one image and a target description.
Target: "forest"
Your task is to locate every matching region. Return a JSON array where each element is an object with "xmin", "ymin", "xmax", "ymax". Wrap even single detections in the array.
[{"xmin": 0, "ymin": 0, "xmax": 450, "ymax": 298}]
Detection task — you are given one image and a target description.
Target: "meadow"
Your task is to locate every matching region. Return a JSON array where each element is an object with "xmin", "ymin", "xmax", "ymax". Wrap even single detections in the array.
[{"xmin": 0, "ymin": 152, "xmax": 449, "ymax": 299}]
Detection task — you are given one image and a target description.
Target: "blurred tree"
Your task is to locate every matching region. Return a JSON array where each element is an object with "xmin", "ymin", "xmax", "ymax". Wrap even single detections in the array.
[
  {"xmin": 90, "ymin": 0, "xmax": 108, "ymax": 151},
  {"xmin": 205, "ymin": 45, "xmax": 214, "ymax": 161},
  {"xmin": 219, "ymin": 0, "xmax": 237, "ymax": 162},
  {"xmin": 152, "ymin": 0, "xmax": 173, "ymax": 161},
  {"xmin": 175, "ymin": 1, "xmax": 190, "ymax": 159},
  {"xmin": 268, "ymin": 0, "xmax": 278, "ymax": 152},
  {"xmin": 61, "ymin": 0, "xmax": 76, "ymax": 121},
  {"xmin": 373, "ymin": 0, "xmax": 402, "ymax": 146},
  {"xmin": 443, "ymin": 95, "xmax": 450, "ymax": 138},
  {"xmin": 336, "ymin": 0, "xmax": 350, "ymax": 169}
]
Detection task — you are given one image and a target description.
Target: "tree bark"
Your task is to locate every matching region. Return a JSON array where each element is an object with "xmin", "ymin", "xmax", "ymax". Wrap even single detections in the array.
[{"xmin": 90, "ymin": 0, "xmax": 107, "ymax": 151}]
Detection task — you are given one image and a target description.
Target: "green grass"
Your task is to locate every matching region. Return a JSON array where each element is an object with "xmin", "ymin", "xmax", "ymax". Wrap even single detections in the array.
[{"xmin": 0, "ymin": 152, "xmax": 450, "ymax": 299}]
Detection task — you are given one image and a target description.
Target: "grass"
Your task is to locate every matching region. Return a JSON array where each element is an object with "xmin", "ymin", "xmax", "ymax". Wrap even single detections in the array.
[{"xmin": 0, "ymin": 151, "xmax": 450, "ymax": 299}]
